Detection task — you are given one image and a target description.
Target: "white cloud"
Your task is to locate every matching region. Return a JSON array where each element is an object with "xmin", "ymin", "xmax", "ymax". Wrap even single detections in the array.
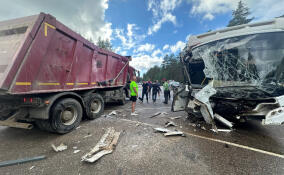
[
  {"xmin": 170, "ymin": 41, "xmax": 186, "ymax": 53},
  {"xmin": 152, "ymin": 49, "xmax": 163, "ymax": 57},
  {"xmin": 130, "ymin": 54, "xmax": 163, "ymax": 72},
  {"xmin": 147, "ymin": 0, "xmax": 182, "ymax": 35},
  {"xmin": 0, "ymin": 0, "xmax": 112, "ymax": 41},
  {"xmin": 189, "ymin": 0, "xmax": 284, "ymax": 22},
  {"xmin": 163, "ymin": 44, "xmax": 170, "ymax": 50},
  {"xmin": 203, "ymin": 13, "xmax": 214, "ymax": 20},
  {"xmin": 120, "ymin": 51, "xmax": 128, "ymax": 56},
  {"xmin": 135, "ymin": 43, "xmax": 155, "ymax": 53},
  {"xmin": 114, "ymin": 23, "xmax": 146, "ymax": 50}
]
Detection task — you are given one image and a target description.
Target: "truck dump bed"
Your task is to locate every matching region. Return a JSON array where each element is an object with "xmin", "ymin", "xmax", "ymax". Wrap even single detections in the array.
[{"xmin": 0, "ymin": 13, "xmax": 130, "ymax": 95}]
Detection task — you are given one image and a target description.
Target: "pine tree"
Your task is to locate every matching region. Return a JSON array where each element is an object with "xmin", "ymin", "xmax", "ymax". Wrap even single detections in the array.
[
  {"xmin": 96, "ymin": 37, "xmax": 113, "ymax": 51},
  {"xmin": 227, "ymin": 1, "xmax": 254, "ymax": 27}
]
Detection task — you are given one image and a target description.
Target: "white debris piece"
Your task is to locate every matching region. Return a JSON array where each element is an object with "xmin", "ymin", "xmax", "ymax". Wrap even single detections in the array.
[
  {"xmin": 164, "ymin": 131, "xmax": 185, "ymax": 137},
  {"xmin": 150, "ymin": 112, "xmax": 161, "ymax": 118},
  {"xmin": 76, "ymin": 126, "xmax": 81, "ymax": 130},
  {"xmin": 154, "ymin": 127, "xmax": 185, "ymax": 137},
  {"xmin": 109, "ymin": 111, "xmax": 117, "ymax": 116},
  {"xmin": 201, "ymin": 126, "xmax": 206, "ymax": 130},
  {"xmin": 29, "ymin": 166, "xmax": 35, "ymax": 170},
  {"xmin": 170, "ymin": 116, "xmax": 182, "ymax": 120},
  {"xmin": 84, "ymin": 134, "xmax": 92, "ymax": 138},
  {"xmin": 210, "ymin": 129, "xmax": 232, "ymax": 133},
  {"xmin": 74, "ymin": 150, "xmax": 81, "ymax": 154},
  {"xmin": 161, "ymin": 112, "xmax": 169, "ymax": 115},
  {"xmin": 73, "ymin": 146, "xmax": 78, "ymax": 149},
  {"xmin": 51, "ymin": 143, "xmax": 68, "ymax": 152},
  {"xmin": 165, "ymin": 121, "xmax": 177, "ymax": 127},
  {"xmin": 82, "ymin": 127, "xmax": 121, "ymax": 163},
  {"xmin": 154, "ymin": 128, "xmax": 172, "ymax": 133}
]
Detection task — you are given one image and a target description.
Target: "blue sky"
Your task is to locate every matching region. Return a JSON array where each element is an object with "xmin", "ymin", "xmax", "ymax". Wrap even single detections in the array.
[{"xmin": 1, "ymin": 0, "xmax": 284, "ymax": 74}]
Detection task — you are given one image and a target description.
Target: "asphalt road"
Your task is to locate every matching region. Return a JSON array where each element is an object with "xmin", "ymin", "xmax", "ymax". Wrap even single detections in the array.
[{"xmin": 0, "ymin": 88, "xmax": 284, "ymax": 175}]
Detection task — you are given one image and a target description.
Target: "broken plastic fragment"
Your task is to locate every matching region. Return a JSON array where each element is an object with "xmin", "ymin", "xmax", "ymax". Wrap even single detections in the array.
[
  {"xmin": 165, "ymin": 121, "xmax": 177, "ymax": 127},
  {"xmin": 109, "ymin": 111, "xmax": 117, "ymax": 116},
  {"xmin": 84, "ymin": 134, "xmax": 92, "ymax": 138},
  {"xmin": 73, "ymin": 150, "xmax": 81, "ymax": 154},
  {"xmin": 82, "ymin": 127, "xmax": 121, "ymax": 163},
  {"xmin": 170, "ymin": 116, "xmax": 182, "ymax": 120},
  {"xmin": 150, "ymin": 112, "xmax": 161, "ymax": 118},
  {"xmin": 51, "ymin": 143, "xmax": 67, "ymax": 152},
  {"xmin": 164, "ymin": 131, "xmax": 185, "ymax": 137}
]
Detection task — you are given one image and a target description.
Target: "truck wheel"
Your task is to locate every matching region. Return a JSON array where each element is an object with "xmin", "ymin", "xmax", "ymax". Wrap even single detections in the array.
[
  {"xmin": 35, "ymin": 119, "xmax": 55, "ymax": 133},
  {"xmin": 50, "ymin": 98, "xmax": 83, "ymax": 134},
  {"xmin": 84, "ymin": 94, "xmax": 104, "ymax": 120}
]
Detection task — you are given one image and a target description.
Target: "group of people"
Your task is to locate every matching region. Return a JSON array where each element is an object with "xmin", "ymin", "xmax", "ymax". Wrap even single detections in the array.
[{"xmin": 129, "ymin": 76, "xmax": 172, "ymax": 116}]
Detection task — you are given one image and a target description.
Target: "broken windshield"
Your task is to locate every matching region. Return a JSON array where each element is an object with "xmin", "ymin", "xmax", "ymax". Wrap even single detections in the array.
[{"xmin": 190, "ymin": 32, "xmax": 284, "ymax": 87}]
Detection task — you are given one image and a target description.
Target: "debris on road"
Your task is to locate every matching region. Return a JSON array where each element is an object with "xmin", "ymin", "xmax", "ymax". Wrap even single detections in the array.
[
  {"xmin": 201, "ymin": 126, "xmax": 206, "ymax": 130},
  {"xmin": 161, "ymin": 112, "xmax": 169, "ymax": 115},
  {"xmin": 76, "ymin": 126, "xmax": 81, "ymax": 130},
  {"xmin": 81, "ymin": 127, "xmax": 121, "ymax": 163},
  {"xmin": 154, "ymin": 127, "xmax": 172, "ymax": 133},
  {"xmin": 51, "ymin": 143, "xmax": 67, "ymax": 152},
  {"xmin": 0, "ymin": 155, "xmax": 46, "ymax": 168},
  {"xmin": 214, "ymin": 114, "xmax": 233, "ymax": 128},
  {"xmin": 74, "ymin": 150, "xmax": 81, "ymax": 154},
  {"xmin": 164, "ymin": 131, "xmax": 185, "ymax": 137},
  {"xmin": 150, "ymin": 112, "xmax": 161, "ymax": 118},
  {"xmin": 109, "ymin": 111, "xmax": 117, "ymax": 116},
  {"xmin": 210, "ymin": 128, "xmax": 232, "ymax": 133},
  {"xmin": 29, "ymin": 166, "xmax": 35, "ymax": 170},
  {"xmin": 165, "ymin": 121, "xmax": 177, "ymax": 127},
  {"xmin": 73, "ymin": 146, "xmax": 78, "ymax": 149},
  {"xmin": 170, "ymin": 116, "xmax": 182, "ymax": 120},
  {"xmin": 154, "ymin": 127, "xmax": 185, "ymax": 137},
  {"xmin": 84, "ymin": 134, "xmax": 92, "ymax": 138}
]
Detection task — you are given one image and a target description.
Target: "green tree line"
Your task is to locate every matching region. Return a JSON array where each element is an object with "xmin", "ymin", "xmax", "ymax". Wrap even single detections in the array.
[{"xmin": 143, "ymin": 54, "xmax": 184, "ymax": 82}]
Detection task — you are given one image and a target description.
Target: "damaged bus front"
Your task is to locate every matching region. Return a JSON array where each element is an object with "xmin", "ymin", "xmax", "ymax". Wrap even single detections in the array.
[{"xmin": 172, "ymin": 17, "xmax": 284, "ymax": 129}]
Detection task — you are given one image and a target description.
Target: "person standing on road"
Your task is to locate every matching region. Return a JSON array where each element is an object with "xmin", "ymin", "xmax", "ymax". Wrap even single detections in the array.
[
  {"xmin": 148, "ymin": 80, "xmax": 152, "ymax": 99},
  {"xmin": 163, "ymin": 80, "xmax": 170, "ymax": 104},
  {"xmin": 130, "ymin": 76, "xmax": 139, "ymax": 116},
  {"xmin": 139, "ymin": 81, "xmax": 149, "ymax": 103},
  {"xmin": 152, "ymin": 80, "xmax": 161, "ymax": 103}
]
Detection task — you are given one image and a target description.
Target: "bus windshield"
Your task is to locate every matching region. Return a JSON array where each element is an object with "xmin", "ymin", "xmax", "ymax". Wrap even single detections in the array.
[{"xmin": 190, "ymin": 32, "xmax": 284, "ymax": 87}]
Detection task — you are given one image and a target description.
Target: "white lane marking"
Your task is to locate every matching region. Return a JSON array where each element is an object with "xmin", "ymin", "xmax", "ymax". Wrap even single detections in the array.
[{"xmin": 120, "ymin": 119, "xmax": 284, "ymax": 159}]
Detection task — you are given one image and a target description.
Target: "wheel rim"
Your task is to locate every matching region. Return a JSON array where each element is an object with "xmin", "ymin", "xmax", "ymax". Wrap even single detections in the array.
[
  {"xmin": 60, "ymin": 106, "xmax": 78, "ymax": 126},
  {"xmin": 90, "ymin": 99, "xmax": 102, "ymax": 114}
]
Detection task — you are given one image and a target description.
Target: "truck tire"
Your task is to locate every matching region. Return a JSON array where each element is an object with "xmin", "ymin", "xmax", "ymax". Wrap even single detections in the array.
[
  {"xmin": 50, "ymin": 98, "xmax": 83, "ymax": 134},
  {"xmin": 84, "ymin": 94, "xmax": 104, "ymax": 120},
  {"xmin": 35, "ymin": 119, "xmax": 55, "ymax": 133}
]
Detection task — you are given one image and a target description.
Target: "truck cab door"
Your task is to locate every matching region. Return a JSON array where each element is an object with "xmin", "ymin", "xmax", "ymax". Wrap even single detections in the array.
[{"xmin": 171, "ymin": 84, "xmax": 189, "ymax": 112}]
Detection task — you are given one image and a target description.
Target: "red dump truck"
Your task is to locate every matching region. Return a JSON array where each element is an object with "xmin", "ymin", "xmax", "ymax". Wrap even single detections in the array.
[{"xmin": 0, "ymin": 13, "xmax": 136, "ymax": 133}]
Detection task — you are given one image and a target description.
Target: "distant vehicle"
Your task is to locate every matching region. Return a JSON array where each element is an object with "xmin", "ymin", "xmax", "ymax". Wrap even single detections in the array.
[
  {"xmin": 173, "ymin": 17, "xmax": 284, "ymax": 130},
  {"xmin": 169, "ymin": 81, "xmax": 180, "ymax": 89},
  {"xmin": 0, "ymin": 13, "xmax": 136, "ymax": 133}
]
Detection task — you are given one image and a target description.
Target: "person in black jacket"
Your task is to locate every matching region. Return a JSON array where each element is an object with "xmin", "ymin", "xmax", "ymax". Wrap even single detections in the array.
[
  {"xmin": 152, "ymin": 80, "xmax": 161, "ymax": 103},
  {"xmin": 139, "ymin": 81, "xmax": 149, "ymax": 103}
]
